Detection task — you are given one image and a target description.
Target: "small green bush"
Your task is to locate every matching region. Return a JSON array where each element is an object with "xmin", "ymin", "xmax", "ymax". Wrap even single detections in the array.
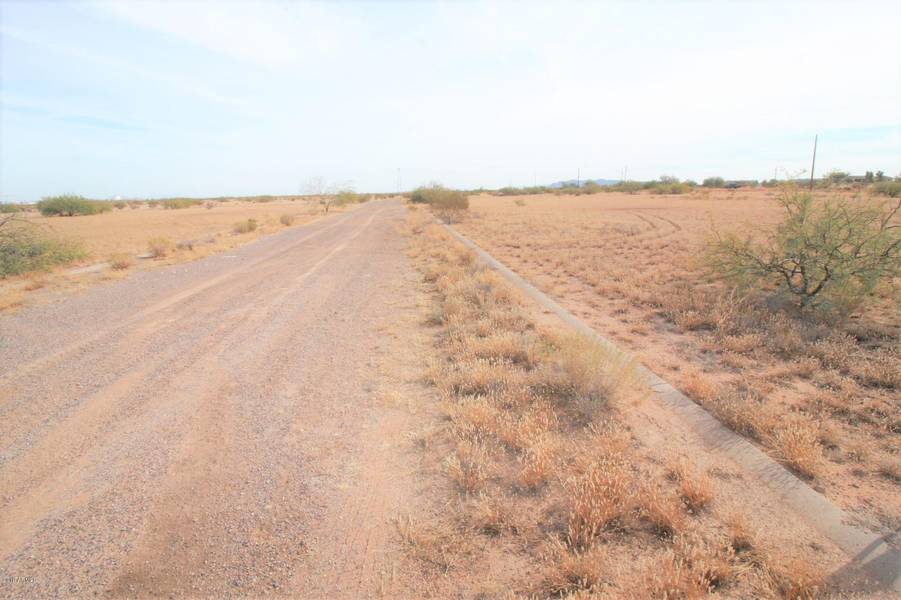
[
  {"xmin": 651, "ymin": 181, "xmax": 690, "ymax": 195},
  {"xmin": 605, "ymin": 181, "xmax": 642, "ymax": 194},
  {"xmin": 0, "ymin": 217, "xmax": 84, "ymax": 277},
  {"xmin": 872, "ymin": 181, "xmax": 901, "ymax": 198},
  {"xmin": 703, "ymin": 177, "xmax": 725, "ymax": 188},
  {"xmin": 232, "ymin": 219, "xmax": 258, "ymax": 234},
  {"xmin": 335, "ymin": 190, "xmax": 360, "ymax": 206},
  {"xmin": 409, "ymin": 185, "xmax": 469, "ymax": 210},
  {"xmin": 37, "ymin": 195, "xmax": 109, "ymax": 217},
  {"xmin": 0, "ymin": 203, "xmax": 28, "ymax": 214}
]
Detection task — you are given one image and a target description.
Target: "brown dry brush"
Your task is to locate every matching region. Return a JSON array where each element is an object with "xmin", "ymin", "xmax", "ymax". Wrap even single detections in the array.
[{"xmin": 403, "ymin": 211, "xmax": 828, "ymax": 598}]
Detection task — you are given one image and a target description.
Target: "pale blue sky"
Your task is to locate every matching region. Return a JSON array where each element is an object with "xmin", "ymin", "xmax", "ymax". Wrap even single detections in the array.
[{"xmin": 1, "ymin": 1, "xmax": 899, "ymax": 201}]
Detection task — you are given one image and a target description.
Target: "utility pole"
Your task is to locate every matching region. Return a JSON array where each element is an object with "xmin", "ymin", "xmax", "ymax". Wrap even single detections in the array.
[{"xmin": 809, "ymin": 134, "xmax": 818, "ymax": 191}]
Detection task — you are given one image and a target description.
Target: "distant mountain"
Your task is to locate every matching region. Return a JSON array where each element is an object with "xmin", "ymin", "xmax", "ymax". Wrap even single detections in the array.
[{"xmin": 548, "ymin": 178, "xmax": 620, "ymax": 188}]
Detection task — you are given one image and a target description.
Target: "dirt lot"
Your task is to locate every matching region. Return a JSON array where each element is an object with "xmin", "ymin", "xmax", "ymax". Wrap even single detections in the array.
[{"xmin": 454, "ymin": 189, "xmax": 900, "ymax": 538}]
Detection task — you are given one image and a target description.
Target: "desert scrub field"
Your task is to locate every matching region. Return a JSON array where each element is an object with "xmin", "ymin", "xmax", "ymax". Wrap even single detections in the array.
[
  {"xmin": 402, "ymin": 210, "xmax": 859, "ymax": 598},
  {"xmin": 0, "ymin": 196, "xmax": 361, "ymax": 310},
  {"xmin": 453, "ymin": 188, "xmax": 901, "ymax": 537}
]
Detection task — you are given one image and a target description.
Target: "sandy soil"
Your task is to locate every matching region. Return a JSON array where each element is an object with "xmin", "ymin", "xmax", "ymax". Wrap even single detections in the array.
[
  {"xmin": 0, "ymin": 199, "xmax": 437, "ymax": 598},
  {"xmin": 455, "ymin": 190, "xmax": 900, "ymax": 538}
]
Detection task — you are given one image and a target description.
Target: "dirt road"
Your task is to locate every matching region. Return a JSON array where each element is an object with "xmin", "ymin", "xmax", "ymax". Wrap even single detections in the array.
[{"xmin": 0, "ymin": 199, "xmax": 430, "ymax": 598}]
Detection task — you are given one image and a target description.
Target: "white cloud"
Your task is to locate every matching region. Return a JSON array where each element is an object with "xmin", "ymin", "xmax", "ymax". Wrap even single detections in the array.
[{"xmin": 91, "ymin": 1, "xmax": 359, "ymax": 68}]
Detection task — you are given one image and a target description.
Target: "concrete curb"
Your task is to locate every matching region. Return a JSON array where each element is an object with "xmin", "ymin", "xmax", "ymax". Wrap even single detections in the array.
[{"xmin": 441, "ymin": 222, "xmax": 900, "ymax": 591}]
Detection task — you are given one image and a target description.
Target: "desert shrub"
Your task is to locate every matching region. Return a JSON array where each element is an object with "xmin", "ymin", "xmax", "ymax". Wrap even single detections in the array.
[
  {"xmin": 232, "ymin": 219, "xmax": 258, "ymax": 234},
  {"xmin": 430, "ymin": 189, "xmax": 468, "ymax": 211},
  {"xmin": 108, "ymin": 253, "xmax": 133, "ymax": 270},
  {"xmin": 824, "ymin": 170, "xmax": 849, "ymax": 186},
  {"xmin": 37, "ymin": 195, "xmax": 109, "ymax": 216},
  {"xmin": 0, "ymin": 203, "xmax": 28, "ymax": 213},
  {"xmin": 409, "ymin": 184, "xmax": 469, "ymax": 210},
  {"xmin": 651, "ymin": 181, "xmax": 690, "ymax": 195},
  {"xmin": 112, "ymin": 201, "xmax": 127, "ymax": 209},
  {"xmin": 605, "ymin": 180, "xmax": 642, "ymax": 194},
  {"xmin": 146, "ymin": 237, "xmax": 174, "ymax": 258},
  {"xmin": 279, "ymin": 214, "xmax": 295, "ymax": 226},
  {"xmin": 703, "ymin": 177, "xmax": 725, "ymax": 188},
  {"xmin": 161, "ymin": 198, "xmax": 201, "ymax": 209},
  {"xmin": 0, "ymin": 216, "xmax": 84, "ymax": 277},
  {"xmin": 335, "ymin": 189, "xmax": 360, "ymax": 206},
  {"xmin": 707, "ymin": 190, "xmax": 901, "ymax": 313},
  {"xmin": 872, "ymin": 181, "xmax": 901, "ymax": 197}
]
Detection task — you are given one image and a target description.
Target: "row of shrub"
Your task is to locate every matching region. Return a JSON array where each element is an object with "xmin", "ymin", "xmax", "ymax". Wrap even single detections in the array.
[{"xmin": 490, "ymin": 173, "xmax": 901, "ymax": 197}]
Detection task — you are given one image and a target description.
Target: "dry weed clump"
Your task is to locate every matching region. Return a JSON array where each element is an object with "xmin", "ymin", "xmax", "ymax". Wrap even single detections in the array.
[
  {"xmin": 108, "ymin": 252, "xmax": 133, "ymax": 270},
  {"xmin": 768, "ymin": 419, "xmax": 823, "ymax": 479},
  {"xmin": 566, "ymin": 458, "xmax": 632, "ymax": 548},
  {"xmin": 404, "ymin": 210, "xmax": 835, "ymax": 598},
  {"xmin": 653, "ymin": 535, "xmax": 736, "ymax": 598},
  {"xmin": 540, "ymin": 541, "xmax": 607, "ymax": 596},
  {"xmin": 146, "ymin": 237, "xmax": 174, "ymax": 258},
  {"xmin": 670, "ymin": 459, "xmax": 715, "ymax": 513}
]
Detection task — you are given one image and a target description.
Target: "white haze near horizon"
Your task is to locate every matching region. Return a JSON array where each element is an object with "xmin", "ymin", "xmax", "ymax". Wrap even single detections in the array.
[{"xmin": 1, "ymin": 0, "xmax": 899, "ymax": 201}]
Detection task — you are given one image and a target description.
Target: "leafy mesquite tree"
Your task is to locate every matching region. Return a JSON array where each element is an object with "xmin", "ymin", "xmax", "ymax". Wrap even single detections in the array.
[{"xmin": 707, "ymin": 189, "xmax": 900, "ymax": 313}]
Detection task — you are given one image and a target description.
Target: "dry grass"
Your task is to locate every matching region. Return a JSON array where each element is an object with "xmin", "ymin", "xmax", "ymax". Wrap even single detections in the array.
[
  {"xmin": 108, "ymin": 252, "xmax": 133, "ymax": 270},
  {"xmin": 455, "ymin": 189, "xmax": 900, "ymax": 534},
  {"xmin": 146, "ymin": 237, "xmax": 174, "ymax": 258},
  {"xmin": 404, "ymin": 209, "xmax": 838, "ymax": 598},
  {"xmin": 670, "ymin": 459, "xmax": 714, "ymax": 513}
]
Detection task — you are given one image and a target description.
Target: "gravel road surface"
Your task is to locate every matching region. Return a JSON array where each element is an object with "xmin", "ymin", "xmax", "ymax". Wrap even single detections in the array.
[{"xmin": 0, "ymin": 199, "xmax": 426, "ymax": 598}]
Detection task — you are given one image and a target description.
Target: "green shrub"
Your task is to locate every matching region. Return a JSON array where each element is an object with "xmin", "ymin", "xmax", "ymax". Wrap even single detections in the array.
[
  {"xmin": 0, "ymin": 203, "xmax": 28, "ymax": 214},
  {"xmin": 37, "ymin": 195, "xmax": 109, "ymax": 217},
  {"xmin": 651, "ymin": 181, "xmax": 690, "ymax": 195},
  {"xmin": 335, "ymin": 190, "xmax": 360, "ymax": 206},
  {"xmin": 703, "ymin": 177, "xmax": 725, "ymax": 188},
  {"xmin": 605, "ymin": 181, "xmax": 642, "ymax": 194},
  {"xmin": 232, "ymin": 219, "xmax": 258, "ymax": 234},
  {"xmin": 409, "ymin": 185, "xmax": 469, "ymax": 210},
  {"xmin": 707, "ymin": 190, "xmax": 901, "ymax": 313},
  {"xmin": 161, "ymin": 198, "xmax": 202, "ymax": 210},
  {"xmin": 872, "ymin": 181, "xmax": 901, "ymax": 198},
  {"xmin": 409, "ymin": 187, "xmax": 430, "ymax": 204},
  {"xmin": 0, "ymin": 217, "xmax": 84, "ymax": 277},
  {"xmin": 113, "ymin": 201, "xmax": 127, "ymax": 209}
]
